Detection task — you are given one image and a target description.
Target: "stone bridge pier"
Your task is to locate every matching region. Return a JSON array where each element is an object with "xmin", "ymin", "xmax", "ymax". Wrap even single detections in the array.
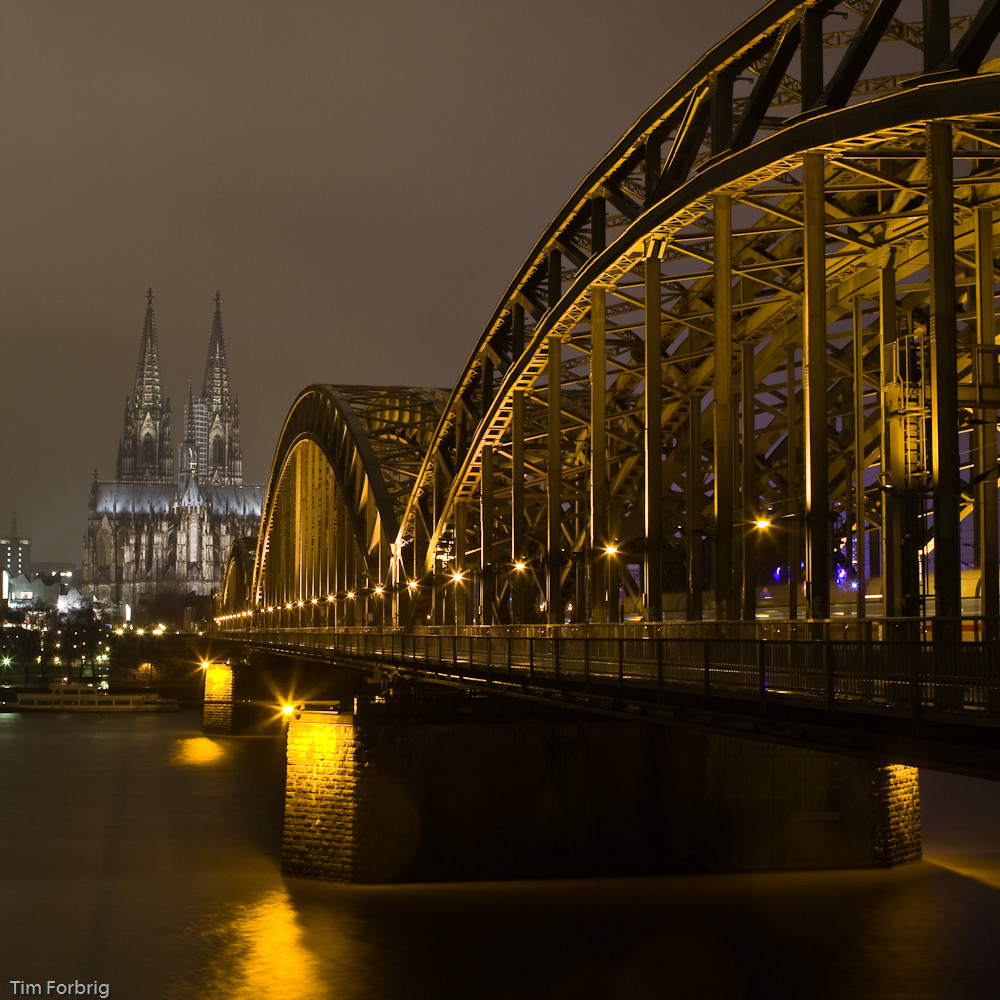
[{"xmin": 280, "ymin": 697, "xmax": 920, "ymax": 884}]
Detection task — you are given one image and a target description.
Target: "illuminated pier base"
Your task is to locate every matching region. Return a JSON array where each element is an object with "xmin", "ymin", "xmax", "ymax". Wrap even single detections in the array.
[
  {"xmin": 282, "ymin": 706, "xmax": 920, "ymax": 883},
  {"xmin": 202, "ymin": 663, "xmax": 234, "ymax": 734}
]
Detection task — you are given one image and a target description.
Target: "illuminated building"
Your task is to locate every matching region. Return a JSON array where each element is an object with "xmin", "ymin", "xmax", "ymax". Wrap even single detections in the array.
[
  {"xmin": 82, "ymin": 290, "xmax": 264, "ymax": 620},
  {"xmin": 0, "ymin": 518, "xmax": 31, "ymax": 577}
]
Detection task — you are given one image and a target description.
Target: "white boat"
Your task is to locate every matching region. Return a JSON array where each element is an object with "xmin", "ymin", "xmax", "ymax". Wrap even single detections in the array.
[{"xmin": 15, "ymin": 682, "xmax": 179, "ymax": 712}]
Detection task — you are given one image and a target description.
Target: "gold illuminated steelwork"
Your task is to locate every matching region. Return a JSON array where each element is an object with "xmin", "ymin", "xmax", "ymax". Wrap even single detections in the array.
[{"xmin": 218, "ymin": 1, "xmax": 1000, "ymax": 638}]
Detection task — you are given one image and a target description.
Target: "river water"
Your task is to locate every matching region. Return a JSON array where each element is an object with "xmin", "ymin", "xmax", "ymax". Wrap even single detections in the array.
[{"xmin": 1, "ymin": 708, "xmax": 999, "ymax": 1000}]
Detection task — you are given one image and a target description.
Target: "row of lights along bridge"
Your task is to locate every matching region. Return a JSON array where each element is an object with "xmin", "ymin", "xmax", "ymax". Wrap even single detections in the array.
[{"xmin": 214, "ymin": 543, "xmax": 630, "ymax": 628}]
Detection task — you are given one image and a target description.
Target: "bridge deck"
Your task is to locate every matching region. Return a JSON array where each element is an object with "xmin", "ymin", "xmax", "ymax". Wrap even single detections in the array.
[{"xmin": 219, "ymin": 625, "xmax": 1000, "ymax": 778}]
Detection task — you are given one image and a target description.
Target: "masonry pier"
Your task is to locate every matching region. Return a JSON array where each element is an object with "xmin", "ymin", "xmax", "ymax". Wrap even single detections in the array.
[
  {"xmin": 202, "ymin": 662, "xmax": 235, "ymax": 735},
  {"xmin": 281, "ymin": 700, "xmax": 920, "ymax": 883}
]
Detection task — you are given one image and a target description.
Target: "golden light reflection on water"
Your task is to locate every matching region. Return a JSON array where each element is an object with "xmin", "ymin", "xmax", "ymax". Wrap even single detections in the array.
[
  {"xmin": 171, "ymin": 736, "xmax": 227, "ymax": 766},
  {"xmin": 926, "ymin": 856, "xmax": 1000, "ymax": 890},
  {"xmin": 174, "ymin": 888, "xmax": 332, "ymax": 1000}
]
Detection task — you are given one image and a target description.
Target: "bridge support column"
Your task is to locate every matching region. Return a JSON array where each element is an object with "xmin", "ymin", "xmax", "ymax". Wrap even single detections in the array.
[
  {"xmin": 803, "ymin": 151, "xmax": 831, "ymax": 621},
  {"xmin": 927, "ymin": 120, "xmax": 962, "ymax": 638},
  {"xmin": 202, "ymin": 662, "xmax": 234, "ymax": 734},
  {"xmin": 281, "ymin": 705, "xmax": 920, "ymax": 883},
  {"xmin": 645, "ymin": 251, "xmax": 663, "ymax": 622},
  {"xmin": 590, "ymin": 285, "xmax": 608, "ymax": 624},
  {"xmin": 714, "ymin": 193, "xmax": 736, "ymax": 620},
  {"xmin": 546, "ymin": 334, "xmax": 563, "ymax": 625},
  {"xmin": 975, "ymin": 206, "xmax": 1000, "ymax": 643}
]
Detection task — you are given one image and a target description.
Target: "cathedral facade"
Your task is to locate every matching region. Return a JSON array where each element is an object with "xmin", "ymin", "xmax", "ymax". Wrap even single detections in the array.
[{"xmin": 83, "ymin": 291, "xmax": 265, "ymax": 621}]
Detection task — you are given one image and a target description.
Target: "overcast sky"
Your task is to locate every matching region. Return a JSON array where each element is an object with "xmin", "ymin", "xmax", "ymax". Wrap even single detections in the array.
[{"xmin": 0, "ymin": 0, "xmax": 747, "ymax": 564}]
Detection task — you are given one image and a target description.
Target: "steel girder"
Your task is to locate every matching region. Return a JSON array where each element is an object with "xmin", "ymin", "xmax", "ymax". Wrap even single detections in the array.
[
  {"xmin": 389, "ymin": 0, "xmax": 1000, "ymax": 629},
  {"xmin": 248, "ymin": 385, "xmax": 446, "ymax": 623}
]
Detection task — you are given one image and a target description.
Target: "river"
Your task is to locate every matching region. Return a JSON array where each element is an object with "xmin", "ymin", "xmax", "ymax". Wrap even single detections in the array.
[{"xmin": 1, "ymin": 708, "xmax": 998, "ymax": 999}]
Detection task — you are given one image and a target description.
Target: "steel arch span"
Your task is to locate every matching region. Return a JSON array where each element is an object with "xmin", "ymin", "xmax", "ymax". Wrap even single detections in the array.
[
  {"xmin": 240, "ymin": 385, "xmax": 446, "ymax": 628},
  {"xmin": 223, "ymin": 0, "xmax": 1000, "ymax": 640}
]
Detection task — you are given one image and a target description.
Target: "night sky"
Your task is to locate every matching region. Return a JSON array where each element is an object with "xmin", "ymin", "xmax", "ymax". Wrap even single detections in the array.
[{"xmin": 1, "ymin": 0, "xmax": 745, "ymax": 564}]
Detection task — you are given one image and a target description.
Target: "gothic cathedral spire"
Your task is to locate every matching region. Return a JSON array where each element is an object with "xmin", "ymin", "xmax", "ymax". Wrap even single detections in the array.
[
  {"xmin": 116, "ymin": 289, "xmax": 173, "ymax": 482},
  {"xmin": 184, "ymin": 292, "xmax": 243, "ymax": 485},
  {"xmin": 202, "ymin": 290, "xmax": 231, "ymax": 411}
]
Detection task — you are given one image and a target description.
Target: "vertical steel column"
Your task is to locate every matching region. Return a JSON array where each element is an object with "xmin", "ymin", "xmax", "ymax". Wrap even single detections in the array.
[
  {"xmin": 590, "ymin": 285, "xmax": 608, "ymax": 624},
  {"xmin": 325, "ymin": 456, "xmax": 335, "ymax": 604},
  {"xmin": 511, "ymin": 304, "xmax": 527, "ymax": 622},
  {"xmin": 803, "ymin": 151, "xmax": 830, "ymax": 621},
  {"xmin": 480, "ymin": 444, "xmax": 495, "ymax": 626},
  {"xmin": 741, "ymin": 340, "xmax": 756, "ymax": 621},
  {"xmin": 455, "ymin": 500, "xmax": 467, "ymax": 627},
  {"xmin": 548, "ymin": 250, "xmax": 562, "ymax": 310},
  {"xmin": 852, "ymin": 296, "xmax": 867, "ymax": 620},
  {"xmin": 645, "ymin": 253, "xmax": 664, "ymax": 622},
  {"xmin": 714, "ymin": 193, "xmax": 735, "ymax": 620},
  {"xmin": 480, "ymin": 346, "xmax": 495, "ymax": 626},
  {"xmin": 688, "ymin": 327, "xmax": 704, "ymax": 621},
  {"xmin": 336, "ymin": 488, "xmax": 347, "ymax": 629},
  {"xmin": 591, "ymin": 197, "xmax": 606, "ymax": 257},
  {"xmin": 923, "ymin": 0, "xmax": 952, "ymax": 71},
  {"xmin": 710, "ymin": 70, "xmax": 735, "ymax": 154},
  {"xmin": 976, "ymin": 205, "xmax": 999, "ymax": 641},
  {"xmin": 343, "ymin": 487, "xmax": 355, "ymax": 626},
  {"xmin": 546, "ymin": 247, "xmax": 564, "ymax": 621},
  {"xmin": 800, "ymin": 7, "xmax": 825, "ymax": 107},
  {"xmin": 294, "ymin": 448, "xmax": 305, "ymax": 604},
  {"xmin": 786, "ymin": 340, "xmax": 799, "ymax": 620},
  {"xmin": 879, "ymin": 258, "xmax": 900, "ymax": 617},
  {"xmin": 644, "ymin": 139, "xmax": 661, "ymax": 207},
  {"xmin": 927, "ymin": 121, "xmax": 961, "ymax": 634},
  {"xmin": 310, "ymin": 447, "xmax": 321, "ymax": 602},
  {"xmin": 547, "ymin": 335, "xmax": 563, "ymax": 625}
]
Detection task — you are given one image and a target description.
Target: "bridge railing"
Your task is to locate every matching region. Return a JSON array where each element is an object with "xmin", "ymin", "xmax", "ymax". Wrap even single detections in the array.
[{"xmin": 231, "ymin": 625, "xmax": 1000, "ymax": 718}]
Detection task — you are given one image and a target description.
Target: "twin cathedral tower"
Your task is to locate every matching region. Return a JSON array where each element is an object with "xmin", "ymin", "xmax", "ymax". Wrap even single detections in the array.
[{"xmin": 83, "ymin": 291, "xmax": 265, "ymax": 618}]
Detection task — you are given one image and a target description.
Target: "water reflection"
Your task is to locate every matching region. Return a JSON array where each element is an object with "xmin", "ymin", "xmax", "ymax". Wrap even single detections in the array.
[
  {"xmin": 5, "ymin": 713, "xmax": 1000, "ymax": 999},
  {"xmin": 166, "ymin": 887, "xmax": 354, "ymax": 1000},
  {"xmin": 927, "ymin": 857, "xmax": 1000, "ymax": 890},
  {"xmin": 172, "ymin": 735, "xmax": 227, "ymax": 766}
]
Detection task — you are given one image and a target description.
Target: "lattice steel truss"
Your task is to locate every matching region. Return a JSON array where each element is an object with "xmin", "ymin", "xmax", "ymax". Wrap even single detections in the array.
[
  {"xmin": 241, "ymin": 386, "xmax": 446, "ymax": 625},
  {"xmin": 223, "ymin": 0, "xmax": 1000, "ymax": 639}
]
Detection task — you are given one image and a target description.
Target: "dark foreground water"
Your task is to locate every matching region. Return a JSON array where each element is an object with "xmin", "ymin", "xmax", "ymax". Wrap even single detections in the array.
[{"xmin": 1, "ymin": 710, "xmax": 999, "ymax": 1000}]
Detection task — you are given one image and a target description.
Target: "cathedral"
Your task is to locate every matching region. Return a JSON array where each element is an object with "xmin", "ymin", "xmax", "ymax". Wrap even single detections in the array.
[{"xmin": 83, "ymin": 291, "xmax": 265, "ymax": 622}]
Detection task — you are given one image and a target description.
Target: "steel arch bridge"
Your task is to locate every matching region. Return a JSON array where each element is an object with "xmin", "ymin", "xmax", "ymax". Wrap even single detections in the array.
[{"xmin": 221, "ymin": 0, "xmax": 1000, "ymax": 650}]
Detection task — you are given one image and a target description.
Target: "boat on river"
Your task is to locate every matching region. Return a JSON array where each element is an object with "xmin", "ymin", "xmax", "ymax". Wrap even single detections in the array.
[{"xmin": 15, "ymin": 682, "xmax": 180, "ymax": 712}]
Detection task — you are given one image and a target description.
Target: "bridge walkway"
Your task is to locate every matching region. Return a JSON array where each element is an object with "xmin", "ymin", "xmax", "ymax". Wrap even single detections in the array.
[{"xmin": 219, "ymin": 624, "xmax": 1000, "ymax": 777}]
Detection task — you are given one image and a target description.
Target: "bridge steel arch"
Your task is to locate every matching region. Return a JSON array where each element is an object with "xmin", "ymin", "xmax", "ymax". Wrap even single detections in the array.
[
  {"xmin": 221, "ymin": 537, "xmax": 256, "ymax": 616},
  {"xmin": 382, "ymin": 0, "xmax": 1000, "ymax": 638},
  {"xmin": 244, "ymin": 385, "xmax": 446, "ymax": 629},
  {"xmin": 219, "ymin": 1, "xmax": 1000, "ymax": 643}
]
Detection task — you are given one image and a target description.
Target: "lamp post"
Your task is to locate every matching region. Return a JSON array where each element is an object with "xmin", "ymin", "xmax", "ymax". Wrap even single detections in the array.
[
  {"xmin": 374, "ymin": 584, "xmax": 385, "ymax": 654},
  {"xmin": 604, "ymin": 543, "xmax": 619, "ymax": 623},
  {"xmin": 451, "ymin": 569, "xmax": 464, "ymax": 664}
]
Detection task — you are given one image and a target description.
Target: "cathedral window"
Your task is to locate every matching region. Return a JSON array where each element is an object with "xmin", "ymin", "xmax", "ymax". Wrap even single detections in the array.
[{"xmin": 96, "ymin": 527, "xmax": 112, "ymax": 569}]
